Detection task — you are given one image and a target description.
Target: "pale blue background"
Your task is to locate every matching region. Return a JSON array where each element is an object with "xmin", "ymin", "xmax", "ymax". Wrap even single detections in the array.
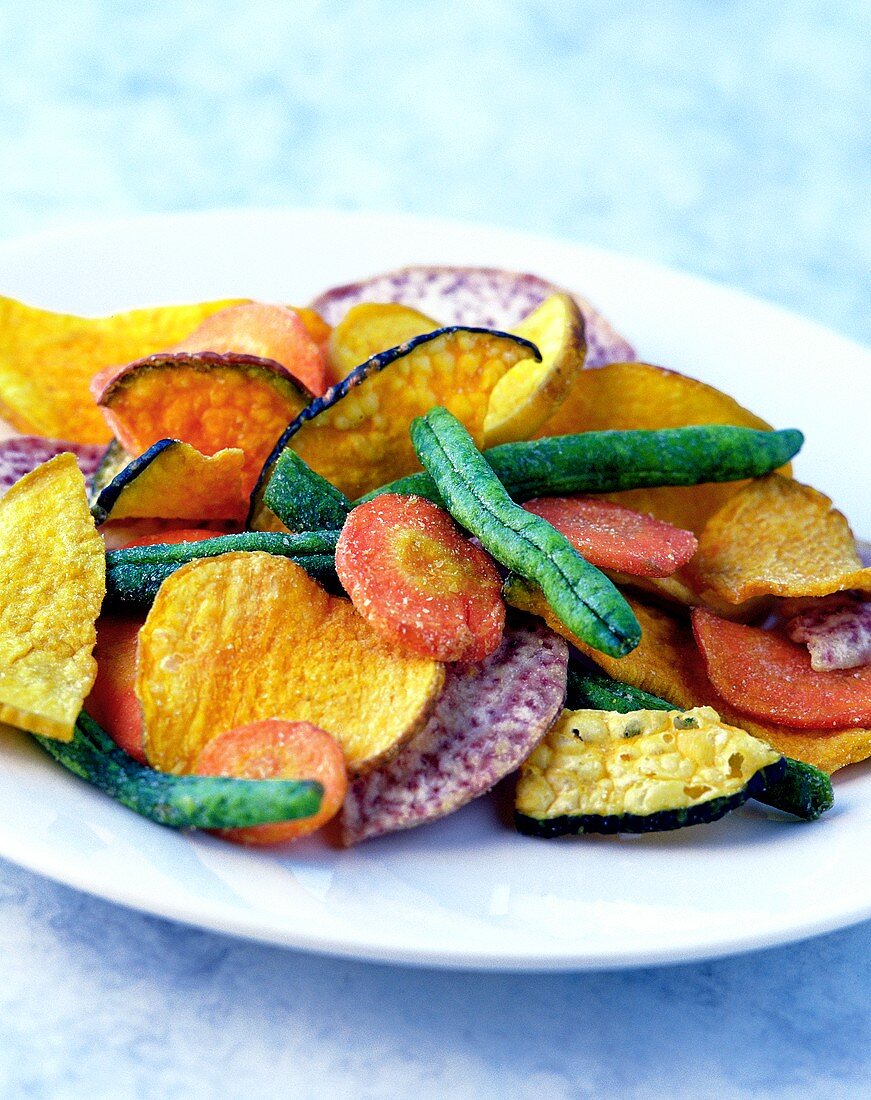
[{"xmin": 1, "ymin": 2, "xmax": 869, "ymax": 1097}]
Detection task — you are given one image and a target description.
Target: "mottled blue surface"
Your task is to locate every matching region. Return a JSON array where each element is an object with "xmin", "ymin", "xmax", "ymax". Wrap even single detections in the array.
[{"xmin": 1, "ymin": 1, "xmax": 869, "ymax": 1096}]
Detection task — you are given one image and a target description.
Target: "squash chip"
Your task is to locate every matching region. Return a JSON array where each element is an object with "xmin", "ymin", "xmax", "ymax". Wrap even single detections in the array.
[
  {"xmin": 91, "ymin": 439, "xmax": 247, "ymax": 524},
  {"xmin": 263, "ymin": 326, "xmax": 539, "ymax": 501},
  {"xmin": 533, "ymin": 361, "xmax": 781, "ymax": 533},
  {"xmin": 137, "ymin": 552, "xmax": 444, "ymax": 775},
  {"xmin": 328, "ymin": 302, "xmax": 438, "ymax": 380},
  {"xmin": 93, "ymin": 352, "xmax": 310, "ymax": 492},
  {"xmin": 505, "ymin": 579, "xmax": 871, "ymax": 772},
  {"xmin": 483, "ymin": 293, "xmax": 586, "ymax": 447},
  {"xmin": 0, "ymin": 295, "xmax": 243, "ymax": 443},
  {"xmin": 691, "ymin": 474, "xmax": 871, "ymax": 604},
  {"xmin": 0, "ymin": 453, "xmax": 105, "ymax": 740}
]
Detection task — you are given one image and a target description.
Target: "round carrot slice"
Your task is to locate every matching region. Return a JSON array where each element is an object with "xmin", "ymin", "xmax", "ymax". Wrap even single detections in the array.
[
  {"xmin": 335, "ymin": 495, "xmax": 505, "ymax": 662},
  {"xmin": 692, "ymin": 608, "xmax": 871, "ymax": 729},
  {"xmin": 192, "ymin": 719, "xmax": 348, "ymax": 845},
  {"xmin": 523, "ymin": 496, "xmax": 698, "ymax": 577}
]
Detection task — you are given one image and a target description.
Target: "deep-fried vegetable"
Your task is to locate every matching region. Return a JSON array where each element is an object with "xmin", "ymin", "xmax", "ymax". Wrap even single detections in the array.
[
  {"xmin": 523, "ymin": 496, "xmax": 698, "ymax": 577},
  {"xmin": 85, "ymin": 612, "xmax": 146, "ymax": 763},
  {"xmin": 36, "ymin": 712, "xmax": 323, "ymax": 829},
  {"xmin": 193, "ymin": 719, "xmax": 348, "ymax": 845},
  {"xmin": 92, "ymin": 351, "xmax": 311, "ymax": 491},
  {"xmin": 515, "ymin": 706, "xmax": 785, "ymax": 836},
  {"xmin": 90, "ymin": 439, "xmax": 247, "ymax": 524},
  {"xmin": 691, "ymin": 474, "xmax": 871, "ymax": 604},
  {"xmin": 342, "ymin": 621, "xmax": 568, "ymax": 844},
  {"xmin": 364, "ymin": 426, "xmax": 804, "ymax": 506},
  {"xmin": 104, "ymin": 529, "xmax": 340, "ymax": 608},
  {"xmin": 410, "ymin": 407, "xmax": 640, "ymax": 658},
  {"xmin": 335, "ymin": 495, "xmax": 505, "ymax": 662},
  {"xmin": 251, "ymin": 325, "xmax": 539, "ymax": 510},
  {"xmin": 256, "ymin": 448, "xmax": 351, "ymax": 533},
  {"xmin": 327, "ymin": 302, "xmax": 438, "ymax": 379},
  {"xmin": 483, "ymin": 293, "xmax": 586, "ymax": 447},
  {"xmin": 692, "ymin": 609, "xmax": 871, "ymax": 729},
  {"xmin": 786, "ymin": 597, "xmax": 871, "ymax": 671},
  {"xmin": 0, "ymin": 454, "xmax": 105, "ymax": 740},
  {"xmin": 136, "ymin": 552, "xmax": 444, "ymax": 774},
  {"xmin": 0, "ymin": 295, "xmax": 243, "ymax": 443},
  {"xmin": 0, "ymin": 436, "xmax": 104, "ymax": 497}
]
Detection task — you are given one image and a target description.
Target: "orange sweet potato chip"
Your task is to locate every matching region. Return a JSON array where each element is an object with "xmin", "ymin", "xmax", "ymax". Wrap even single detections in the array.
[
  {"xmin": 0, "ymin": 453, "xmax": 105, "ymax": 740},
  {"xmin": 691, "ymin": 474, "xmax": 871, "ymax": 605},
  {"xmin": 533, "ymin": 361, "xmax": 781, "ymax": 533},
  {"xmin": 505, "ymin": 578, "xmax": 871, "ymax": 772},
  {"xmin": 0, "ymin": 296, "xmax": 244, "ymax": 443},
  {"xmin": 137, "ymin": 552, "xmax": 445, "ymax": 775},
  {"xmin": 328, "ymin": 302, "xmax": 438, "ymax": 380},
  {"xmin": 92, "ymin": 441, "xmax": 247, "ymax": 523},
  {"xmin": 289, "ymin": 327, "xmax": 536, "ymax": 498},
  {"xmin": 93, "ymin": 352, "xmax": 310, "ymax": 493}
]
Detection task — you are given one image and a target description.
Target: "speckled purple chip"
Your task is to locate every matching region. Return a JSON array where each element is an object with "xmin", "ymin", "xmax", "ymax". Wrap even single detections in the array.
[
  {"xmin": 341, "ymin": 620, "xmax": 568, "ymax": 845},
  {"xmin": 310, "ymin": 264, "xmax": 636, "ymax": 368},
  {"xmin": 0, "ymin": 436, "xmax": 105, "ymax": 496}
]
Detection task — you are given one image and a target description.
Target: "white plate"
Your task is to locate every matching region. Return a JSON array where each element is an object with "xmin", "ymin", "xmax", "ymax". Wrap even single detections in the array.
[{"xmin": 0, "ymin": 209, "xmax": 869, "ymax": 971}]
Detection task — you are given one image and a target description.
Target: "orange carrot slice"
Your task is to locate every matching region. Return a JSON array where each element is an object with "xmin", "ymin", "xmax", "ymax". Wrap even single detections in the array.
[
  {"xmin": 192, "ymin": 719, "xmax": 348, "ymax": 845},
  {"xmin": 91, "ymin": 352, "xmax": 310, "ymax": 493},
  {"xmin": 692, "ymin": 608, "xmax": 871, "ymax": 729},
  {"xmin": 172, "ymin": 302, "xmax": 334, "ymax": 397},
  {"xmin": 522, "ymin": 495, "xmax": 698, "ymax": 577},
  {"xmin": 335, "ymin": 495, "xmax": 505, "ymax": 662},
  {"xmin": 85, "ymin": 612, "xmax": 146, "ymax": 763}
]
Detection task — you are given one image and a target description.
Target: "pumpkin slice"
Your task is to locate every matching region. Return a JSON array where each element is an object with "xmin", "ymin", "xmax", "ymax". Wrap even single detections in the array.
[
  {"xmin": 91, "ymin": 439, "xmax": 247, "ymax": 524},
  {"xmin": 92, "ymin": 351, "xmax": 310, "ymax": 492},
  {"xmin": 172, "ymin": 302, "xmax": 333, "ymax": 396},
  {"xmin": 327, "ymin": 302, "xmax": 439, "ymax": 380},
  {"xmin": 692, "ymin": 609, "xmax": 871, "ymax": 729},
  {"xmin": 505, "ymin": 579, "xmax": 871, "ymax": 772},
  {"xmin": 0, "ymin": 295, "xmax": 243, "ymax": 443},
  {"xmin": 0, "ymin": 454, "xmax": 105, "ymax": 740},
  {"xmin": 136, "ymin": 552, "xmax": 444, "ymax": 775},
  {"xmin": 691, "ymin": 474, "xmax": 871, "ymax": 605},
  {"xmin": 483, "ymin": 292, "xmax": 586, "ymax": 447},
  {"xmin": 533, "ymin": 361, "xmax": 781, "ymax": 534},
  {"xmin": 253, "ymin": 326, "xmax": 538, "ymax": 504}
]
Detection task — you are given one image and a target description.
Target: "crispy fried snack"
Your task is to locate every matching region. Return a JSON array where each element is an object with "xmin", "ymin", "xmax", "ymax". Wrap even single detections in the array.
[
  {"xmin": 327, "ymin": 302, "xmax": 438, "ymax": 380},
  {"xmin": 136, "ymin": 552, "xmax": 444, "ymax": 775},
  {"xmin": 0, "ymin": 454, "xmax": 105, "ymax": 740}
]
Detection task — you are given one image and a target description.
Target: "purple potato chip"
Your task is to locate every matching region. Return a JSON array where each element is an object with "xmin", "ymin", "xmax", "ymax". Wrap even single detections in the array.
[
  {"xmin": 787, "ymin": 596, "xmax": 871, "ymax": 671},
  {"xmin": 341, "ymin": 620, "xmax": 568, "ymax": 844},
  {"xmin": 0, "ymin": 436, "xmax": 105, "ymax": 497},
  {"xmin": 310, "ymin": 264, "xmax": 636, "ymax": 368}
]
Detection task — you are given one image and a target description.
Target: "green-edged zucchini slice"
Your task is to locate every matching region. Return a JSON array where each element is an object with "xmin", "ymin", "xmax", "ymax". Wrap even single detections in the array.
[{"xmin": 515, "ymin": 706, "xmax": 785, "ymax": 837}]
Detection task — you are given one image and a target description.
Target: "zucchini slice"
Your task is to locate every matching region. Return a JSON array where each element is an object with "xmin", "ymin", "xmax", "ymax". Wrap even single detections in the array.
[{"xmin": 515, "ymin": 706, "xmax": 785, "ymax": 836}]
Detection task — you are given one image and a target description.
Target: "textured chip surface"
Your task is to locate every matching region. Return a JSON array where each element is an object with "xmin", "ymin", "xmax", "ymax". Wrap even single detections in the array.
[
  {"xmin": 137, "ymin": 552, "xmax": 444, "ymax": 774},
  {"xmin": 0, "ymin": 436, "xmax": 104, "ymax": 496},
  {"xmin": 310, "ymin": 265, "xmax": 635, "ymax": 368},
  {"xmin": 786, "ymin": 597, "xmax": 871, "ymax": 671},
  {"xmin": 0, "ymin": 453, "xmax": 105, "ymax": 740},
  {"xmin": 341, "ymin": 621, "xmax": 568, "ymax": 844}
]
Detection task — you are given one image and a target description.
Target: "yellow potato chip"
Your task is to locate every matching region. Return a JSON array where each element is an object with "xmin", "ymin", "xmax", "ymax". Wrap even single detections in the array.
[
  {"xmin": 691, "ymin": 474, "xmax": 871, "ymax": 604},
  {"xmin": 505, "ymin": 579, "xmax": 870, "ymax": 772},
  {"xmin": 533, "ymin": 361, "xmax": 781, "ymax": 532},
  {"xmin": 289, "ymin": 327, "xmax": 536, "ymax": 499},
  {"xmin": 92, "ymin": 441, "xmax": 247, "ymax": 523},
  {"xmin": 0, "ymin": 296, "xmax": 244, "ymax": 443},
  {"xmin": 137, "ymin": 552, "xmax": 445, "ymax": 774},
  {"xmin": 0, "ymin": 453, "xmax": 105, "ymax": 740},
  {"xmin": 483, "ymin": 293, "xmax": 585, "ymax": 447},
  {"xmin": 328, "ymin": 302, "xmax": 438, "ymax": 379}
]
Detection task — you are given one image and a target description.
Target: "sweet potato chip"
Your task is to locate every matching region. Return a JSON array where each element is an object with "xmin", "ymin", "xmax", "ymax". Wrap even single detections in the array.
[
  {"xmin": 0, "ymin": 296, "xmax": 243, "ymax": 443},
  {"xmin": 533, "ymin": 361, "xmax": 781, "ymax": 533},
  {"xmin": 505, "ymin": 579, "xmax": 871, "ymax": 772},
  {"xmin": 263, "ymin": 327, "xmax": 538, "ymax": 500},
  {"xmin": 137, "ymin": 552, "xmax": 444, "ymax": 775},
  {"xmin": 93, "ymin": 352, "xmax": 310, "ymax": 492},
  {"xmin": 91, "ymin": 439, "xmax": 247, "ymax": 524},
  {"xmin": 691, "ymin": 474, "xmax": 871, "ymax": 604},
  {"xmin": 328, "ymin": 302, "xmax": 438, "ymax": 380},
  {"xmin": 0, "ymin": 453, "xmax": 105, "ymax": 740},
  {"xmin": 483, "ymin": 293, "xmax": 586, "ymax": 447}
]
